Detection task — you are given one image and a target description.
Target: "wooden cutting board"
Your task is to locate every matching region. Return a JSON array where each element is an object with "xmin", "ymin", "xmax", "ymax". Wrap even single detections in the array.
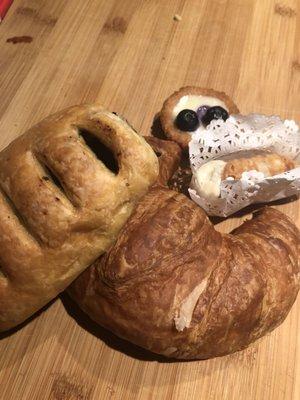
[{"xmin": 0, "ymin": 0, "xmax": 299, "ymax": 399}]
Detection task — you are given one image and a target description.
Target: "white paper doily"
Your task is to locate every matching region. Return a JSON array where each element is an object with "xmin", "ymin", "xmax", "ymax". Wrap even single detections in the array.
[{"xmin": 189, "ymin": 114, "xmax": 300, "ymax": 217}]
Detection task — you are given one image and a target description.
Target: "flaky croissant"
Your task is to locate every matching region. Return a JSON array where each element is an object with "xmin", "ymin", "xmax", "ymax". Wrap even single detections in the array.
[
  {"xmin": 0, "ymin": 105, "xmax": 158, "ymax": 331},
  {"xmin": 69, "ymin": 138, "xmax": 300, "ymax": 360}
]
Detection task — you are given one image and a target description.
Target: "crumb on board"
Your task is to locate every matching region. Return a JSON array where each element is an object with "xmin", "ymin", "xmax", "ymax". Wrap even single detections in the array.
[
  {"xmin": 6, "ymin": 36, "xmax": 33, "ymax": 44},
  {"xmin": 173, "ymin": 14, "xmax": 182, "ymax": 22},
  {"xmin": 274, "ymin": 3, "xmax": 296, "ymax": 18}
]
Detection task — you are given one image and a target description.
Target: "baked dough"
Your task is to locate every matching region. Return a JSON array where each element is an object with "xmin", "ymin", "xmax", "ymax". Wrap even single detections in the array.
[
  {"xmin": 69, "ymin": 138, "xmax": 300, "ymax": 360},
  {"xmin": 0, "ymin": 105, "xmax": 159, "ymax": 331},
  {"xmin": 160, "ymin": 87, "xmax": 239, "ymax": 149},
  {"xmin": 193, "ymin": 152, "xmax": 295, "ymax": 199},
  {"xmin": 222, "ymin": 152, "xmax": 295, "ymax": 180}
]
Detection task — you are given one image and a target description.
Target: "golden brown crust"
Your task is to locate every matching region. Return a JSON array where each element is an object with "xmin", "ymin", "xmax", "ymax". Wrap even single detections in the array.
[
  {"xmin": 0, "ymin": 105, "xmax": 159, "ymax": 331},
  {"xmin": 160, "ymin": 86, "xmax": 240, "ymax": 149},
  {"xmin": 69, "ymin": 197, "xmax": 299, "ymax": 359},
  {"xmin": 144, "ymin": 136, "xmax": 182, "ymax": 186},
  {"xmin": 69, "ymin": 141, "xmax": 299, "ymax": 359},
  {"xmin": 222, "ymin": 152, "xmax": 295, "ymax": 180}
]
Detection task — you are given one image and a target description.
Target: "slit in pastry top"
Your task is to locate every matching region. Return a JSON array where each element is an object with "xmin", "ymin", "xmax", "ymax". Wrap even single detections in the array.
[{"xmin": 78, "ymin": 129, "xmax": 119, "ymax": 174}]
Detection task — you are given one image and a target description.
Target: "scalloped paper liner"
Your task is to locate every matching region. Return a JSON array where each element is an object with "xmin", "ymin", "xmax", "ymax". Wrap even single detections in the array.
[{"xmin": 189, "ymin": 114, "xmax": 300, "ymax": 217}]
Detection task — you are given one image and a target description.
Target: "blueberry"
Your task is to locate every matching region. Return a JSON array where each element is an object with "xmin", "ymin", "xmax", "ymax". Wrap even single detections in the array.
[
  {"xmin": 201, "ymin": 106, "xmax": 229, "ymax": 126},
  {"xmin": 175, "ymin": 109, "xmax": 199, "ymax": 131},
  {"xmin": 196, "ymin": 105, "xmax": 210, "ymax": 121}
]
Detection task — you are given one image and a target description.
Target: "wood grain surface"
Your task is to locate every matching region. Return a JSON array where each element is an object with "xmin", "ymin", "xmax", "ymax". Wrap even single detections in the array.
[{"xmin": 0, "ymin": 0, "xmax": 299, "ymax": 399}]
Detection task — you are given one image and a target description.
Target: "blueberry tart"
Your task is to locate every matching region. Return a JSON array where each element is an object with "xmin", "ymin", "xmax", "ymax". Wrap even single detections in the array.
[{"xmin": 160, "ymin": 87, "xmax": 239, "ymax": 149}]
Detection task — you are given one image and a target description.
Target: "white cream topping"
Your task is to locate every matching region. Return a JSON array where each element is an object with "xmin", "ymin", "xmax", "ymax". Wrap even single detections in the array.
[
  {"xmin": 172, "ymin": 95, "xmax": 228, "ymax": 120},
  {"xmin": 194, "ymin": 160, "xmax": 226, "ymax": 198}
]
